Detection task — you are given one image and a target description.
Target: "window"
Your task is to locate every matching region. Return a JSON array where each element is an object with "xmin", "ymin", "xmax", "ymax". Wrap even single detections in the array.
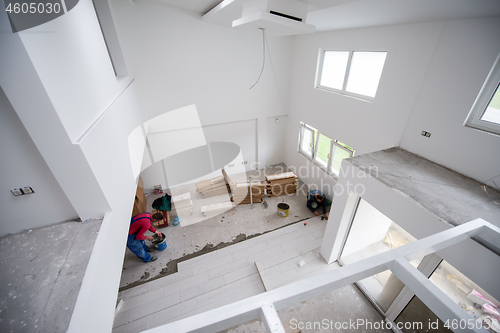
[
  {"xmin": 465, "ymin": 53, "xmax": 500, "ymax": 135},
  {"xmin": 330, "ymin": 141, "xmax": 354, "ymax": 175},
  {"xmin": 92, "ymin": 0, "xmax": 128, "ymax": 77},
  {"xmin": 317, "ymin": 50, "xmax": 387, "ymax": 99},
  {"xmin": 298, "ymin": 122, "xmax": 354, "ymax": 177},
  {"xmin": 299, "ymin": 123, "xmax": 315, "ymax": 158}
]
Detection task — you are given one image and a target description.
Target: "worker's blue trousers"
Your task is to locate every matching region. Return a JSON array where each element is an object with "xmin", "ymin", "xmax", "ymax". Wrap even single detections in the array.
[{"xmin": 127, "ymin": 234, "xmax": 152, "ymax": 262}]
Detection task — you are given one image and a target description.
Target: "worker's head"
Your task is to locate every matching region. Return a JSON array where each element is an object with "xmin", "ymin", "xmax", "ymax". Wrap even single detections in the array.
[
  {"xmin": 315, "ymin": 193, "xmax": 324, "ymax": 202},
  {"xmin": 152, "ymin": 212, "xmax": 163, "ymax": 222}
]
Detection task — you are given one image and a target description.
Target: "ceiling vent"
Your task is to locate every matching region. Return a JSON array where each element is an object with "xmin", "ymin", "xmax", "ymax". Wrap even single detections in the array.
[
  {"xmin": 203, "ymin": 0, "xmax": 315, "ymax": 37},
  {"xmin": 269, "ymin": 10, "xmax": 303, "ymax": 22}
]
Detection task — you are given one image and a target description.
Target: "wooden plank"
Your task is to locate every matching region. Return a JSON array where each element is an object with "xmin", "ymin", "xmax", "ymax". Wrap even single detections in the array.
[{"xmin": 265, "ymin": 172, "xmax": 296, "ymax": 182}]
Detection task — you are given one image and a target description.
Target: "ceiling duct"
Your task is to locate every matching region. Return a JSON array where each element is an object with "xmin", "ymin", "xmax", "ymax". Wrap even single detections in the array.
[{"xmin": 203, "ymin": 0, "xmax": 315, "ymax": 37}]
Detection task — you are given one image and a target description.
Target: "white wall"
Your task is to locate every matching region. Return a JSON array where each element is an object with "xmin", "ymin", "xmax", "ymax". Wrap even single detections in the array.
[
  {"xmin": 69, "ymin": 82, "xmax": 144, "ymax": 333},
  {"xmin": 139, "ymin": 119, "xmax": 257, "ymax": 192},
  {"xmin": 111, "ymin": 0, "xmax": 291, "ymax": 171},
  {"xmin": 1, "ymin": 1, "xmax": 144, "ymax": 331},
  {"xmin": 203, "ymin": 119, "xmax": 257, "ymax": 171},
  {"xmin": 0, "ymin": 5, "xmax": 111, "ymax": 224},
  {"xmin": 399, "ymin": 17, "xmax": 500, "ymax": 185},
  {"xmin": 0, "ymin": 88, "xmax": 78, "ymax": 237},
  {"xmin": 17, "ymin": 0, "xmax": 132, "ymax": 142},
  {"xmin": 283, "ymin": 21, "xmax": 444, "ymax": 198},
  {"xmin": 112, "ymin": 0, "xmax": 291, "ymax": 123},
  {"xmin": 266, "ymin": 115, "xmax": 288, "ymax": 166}
]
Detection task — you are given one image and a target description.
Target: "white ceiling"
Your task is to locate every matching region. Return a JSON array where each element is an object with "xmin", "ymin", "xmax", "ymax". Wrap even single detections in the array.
[{"xmin": 152, "ymin": 0, "xmax": 500, "ymax": 32}]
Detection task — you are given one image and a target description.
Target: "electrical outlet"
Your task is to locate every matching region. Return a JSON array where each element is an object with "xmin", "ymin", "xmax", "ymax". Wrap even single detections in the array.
[
  {"xmin": 242, "ymin": 161, "xmax": 247, "ymax": 165},
  {"xmin": 22, "ymin": 187, "xmax": 34, "ymax": 194},
  {"xmin": 421, "ymin": 131, "xmax": 431, "ymax": 138},
  {"xmin": 11, "ymin": 188, "xmax": 23, "ymax": 196}
]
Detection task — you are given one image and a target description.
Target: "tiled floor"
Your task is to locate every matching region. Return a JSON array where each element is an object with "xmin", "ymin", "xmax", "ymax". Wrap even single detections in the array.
[{"xmin": 113, "ymin": 216, "xmax": 329, "ymax": 333}]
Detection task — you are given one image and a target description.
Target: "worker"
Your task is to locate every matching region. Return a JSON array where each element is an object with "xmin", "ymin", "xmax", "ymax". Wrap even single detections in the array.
[
  {"xmin": 128, "ymin": 212, "xmax": 163, "ymax": 263},
  {"xmin": 306, "ymin": 189, "xmax": 329, "ymax": 220}
]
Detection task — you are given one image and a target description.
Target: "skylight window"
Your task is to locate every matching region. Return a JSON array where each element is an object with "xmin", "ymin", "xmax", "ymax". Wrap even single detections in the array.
[
  {"xmin": 317, "ymin": 50, "xmax": 387, "ymax": 99},
  {"xmin": 479, "ymin": 84, "xmax": 500, "ymax": 124},
  {"xmin": 465, "ymin": 53, "xmax": 500, "ymax": 135}
]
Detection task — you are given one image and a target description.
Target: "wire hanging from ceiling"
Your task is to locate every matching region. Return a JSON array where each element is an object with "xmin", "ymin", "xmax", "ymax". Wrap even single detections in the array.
[{"xmin": 249, "ymin": 28, "xmax": 266, "ymax": 89}]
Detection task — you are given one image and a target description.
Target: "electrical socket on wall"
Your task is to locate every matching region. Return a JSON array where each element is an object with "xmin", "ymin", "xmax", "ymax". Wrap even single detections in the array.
[
  {"xmin": 421, "ymin": 131, "xmax": 431, "ymax": 138},
  {"xmin": 22, "ymin": 187, "xmax": 34, "ymax": 194},
  {"xmin": 10, "ymin": 187, "xmax": 35, "ymax": 196},
  {"xmin": 11, "ymin": 189, "xmax": 23, "ymax": 196}
]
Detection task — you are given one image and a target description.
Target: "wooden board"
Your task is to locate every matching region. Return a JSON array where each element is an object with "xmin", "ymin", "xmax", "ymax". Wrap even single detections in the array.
[{"xmin": 265, "ymin": 172, "xmax": 297, "ymax": 182}]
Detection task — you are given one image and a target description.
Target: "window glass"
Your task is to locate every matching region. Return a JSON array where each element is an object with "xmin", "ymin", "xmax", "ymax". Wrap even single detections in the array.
[
  {"xmin": 346, "ymin": 51, "xmax": 387, "ymax": 98},
  {"xmin": 428, "ymin": 259, "xmax": 500, "ymax": 331},
  {"xmin": 319, "ymin": 51, "xmax": 349, "ymax": 90},
  {"xmin": 340, "ymin": 198, "xmax": 420, "ymax": 311},
  {"xmin": 480, "ymin": 84, "xmax": 500, "ymax": 124},
  {"xmin": 314, "ymin": 133, "xmax": 332, "ymax": 167},
  {"xmin": 330, "ymin": 144, "xmax": 352, "ymax": 175},
  {"xmin": 300, "ymin": 124, "xmax": 314, "ymax": 158},
  {"xmin": 395, "ymin": 296, "xmax": 452, "ymax": 333},
  {"xmin": 465, "ymin": 53, "xmax": 500, "ymax": 135},
  {"xmin": 298, "ymin": 123, "xmax": 354, "ymax": 178}
]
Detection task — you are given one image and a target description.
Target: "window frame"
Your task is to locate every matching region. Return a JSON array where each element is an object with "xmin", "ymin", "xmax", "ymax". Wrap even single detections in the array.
[
  {"xmin": 298, "ymin": 122, "xmax": 316, "ymax": 159},
  {"xmin": 316, "ymin": 49, "xmax": 387, "ymax": 101},
  {"xmin": 329, "ymin": 141, "xmax": 354, "ymax": 176},
  {"xmin": 465, "ymin": 53, "xmax": 500, "ymax": 136},
  {"xmin": 298, "ymin": 122, "xmax": 355, "ymax": 179}
]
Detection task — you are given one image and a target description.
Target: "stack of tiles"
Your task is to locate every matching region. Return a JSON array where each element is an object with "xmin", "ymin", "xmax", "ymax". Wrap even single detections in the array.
[
  {"xmin": 170, "ymin": 192, "xmax": 193, "ymax": 217},
  {"xmin": 265, "ymin": 172, "xmax": 298, "ymax": 197},
  {"xmin": 195, "ymin": 175, "xmax": 230, "ymax": 198},
  {"xmin": 231, "ymin": 181, "xmax": 267, "ymax": 204}
]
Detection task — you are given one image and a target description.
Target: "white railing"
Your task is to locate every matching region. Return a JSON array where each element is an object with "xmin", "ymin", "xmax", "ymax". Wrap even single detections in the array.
[{"xmin": 142, "ymin": 219, "xmax": 498, "ymax": 333}]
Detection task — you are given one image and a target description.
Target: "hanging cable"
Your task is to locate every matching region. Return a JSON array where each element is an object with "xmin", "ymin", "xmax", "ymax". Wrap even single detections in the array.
[
  {"xmin": 263, "ymin": 28, "xmax": 301, "ymax": 134},
  {"xmin": 249, "ymin": 28, "xmax": 266, "ymax": 90}
]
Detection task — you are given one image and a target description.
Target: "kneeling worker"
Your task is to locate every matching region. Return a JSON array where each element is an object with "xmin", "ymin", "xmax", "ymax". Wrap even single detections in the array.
[
  {"xmin": 306, "ymin": 190, "xmax": 329, "ymax": 220},
  {"xmin": 128, "ymin": 212, "xmax": 163, "ymax": 263}
]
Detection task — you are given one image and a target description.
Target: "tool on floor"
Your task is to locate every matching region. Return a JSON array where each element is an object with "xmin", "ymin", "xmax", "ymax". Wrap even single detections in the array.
[{"xmin": 262, "ymin": 200, "xmax": 268, "ymax": 209}]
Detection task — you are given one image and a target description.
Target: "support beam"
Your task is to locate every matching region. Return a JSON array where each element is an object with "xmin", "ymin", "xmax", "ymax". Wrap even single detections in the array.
[
  {"xmin": 261, "ymin": 304, "xmax": 286, "ymax": 333},
  {"xmin": 389, "ymin": 258, "xmax": 489, "ymax": 333}
]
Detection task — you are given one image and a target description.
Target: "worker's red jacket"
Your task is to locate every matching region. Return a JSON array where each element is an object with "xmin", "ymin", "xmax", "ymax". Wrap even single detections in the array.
[{"xmin": 129, "ymin": 213, "xmax": 157, "ymax": 240}]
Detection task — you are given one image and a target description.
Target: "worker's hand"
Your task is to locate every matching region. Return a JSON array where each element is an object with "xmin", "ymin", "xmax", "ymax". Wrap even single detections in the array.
[
  {"xmin": 314, "ymin": 211, "xmax": 320, "ymax": 216},
  {"xmin": 156, "ymin": 231, "xmax": 162, "ymax": 237},
  {"xmin": 323, "ymin": 214, "xmax": 329, "ymax": 221},
  {"xmin": 146, "ymin": 235, "xmax": 154, "ymax": 241}
]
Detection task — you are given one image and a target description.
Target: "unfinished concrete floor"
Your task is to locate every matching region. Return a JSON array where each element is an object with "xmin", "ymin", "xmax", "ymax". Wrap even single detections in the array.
[
  {"xmin": 118, "ymin": 164, "xmax": 315, "ymax": 290},
  {"xmin": 349, "ymin": 147, "xmax": 500, "ymax": 227},
  {"xmin": 0, "ymin": 218, "xmax": 102, "ymax": 333}
]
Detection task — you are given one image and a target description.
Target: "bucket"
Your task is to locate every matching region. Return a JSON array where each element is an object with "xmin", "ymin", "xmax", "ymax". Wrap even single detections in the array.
[
  {"xmin": 152, "ymin": 233, "xmax": 167, "ymax": 251},
  {"xmin": 277, "ymin": 202, "xmax": 290, "ymax": 217}
]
